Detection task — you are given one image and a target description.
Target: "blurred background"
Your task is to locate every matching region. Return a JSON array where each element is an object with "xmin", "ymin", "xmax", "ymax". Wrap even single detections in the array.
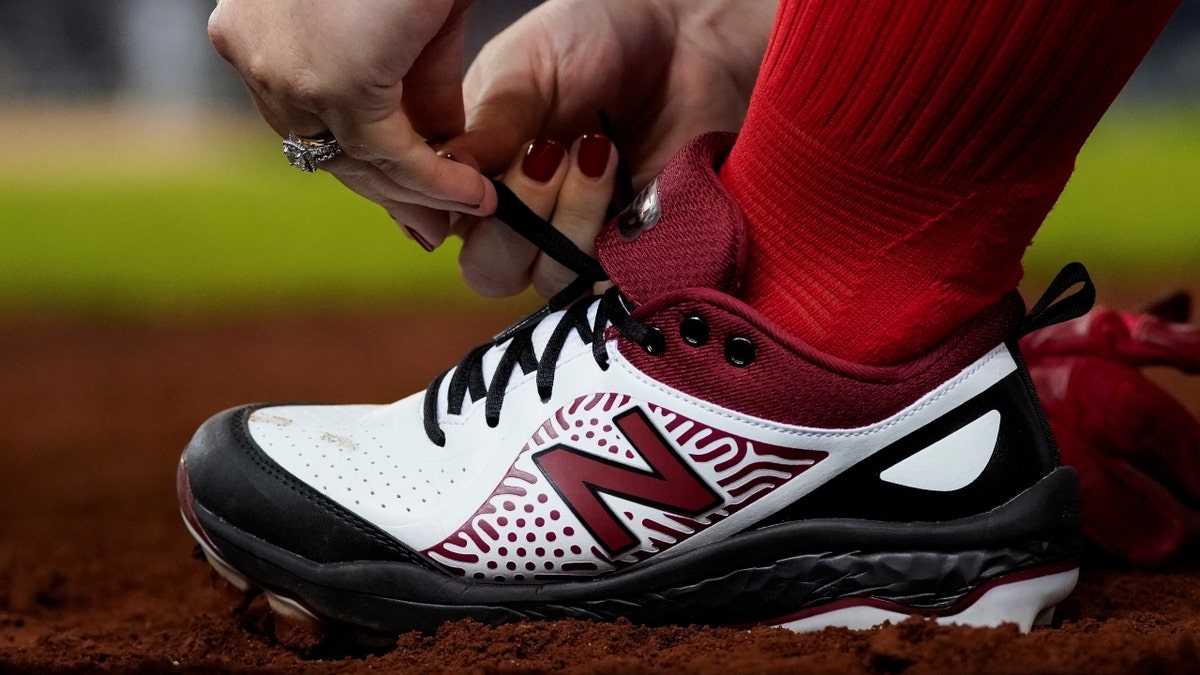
[
  {"xmin": 0, "ymin": 0, "xmax": 1197, "ymax": 318},
  {"xmin": 0, "ymin": 8, "xmax": 1192, "ymax": 663}
]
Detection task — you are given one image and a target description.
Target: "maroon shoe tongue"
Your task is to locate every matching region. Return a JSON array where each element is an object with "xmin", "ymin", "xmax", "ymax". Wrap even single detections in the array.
[{"xmin": 596, "ymin": 132, "xmax": 747, "ymax": 305}]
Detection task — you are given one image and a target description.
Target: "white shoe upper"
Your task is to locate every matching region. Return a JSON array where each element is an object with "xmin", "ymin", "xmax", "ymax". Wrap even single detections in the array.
[
  {"xmin": 247, "ymin": 292, "xmax": 1018, "ymax": 582},
  {"xmin": 180, "ymin": 131, "xmax": 1092, "ymax": 639}
]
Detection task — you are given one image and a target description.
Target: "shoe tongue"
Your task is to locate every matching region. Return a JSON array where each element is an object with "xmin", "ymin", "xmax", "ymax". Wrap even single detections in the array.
[{"xmin": 596, "ymin": 132, "xmax": 747, "ymax": 305}]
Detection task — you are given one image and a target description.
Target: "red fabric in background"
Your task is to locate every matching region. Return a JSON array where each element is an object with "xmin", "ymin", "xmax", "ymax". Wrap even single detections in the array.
[{"xmin": 721, "ymin": 0, "xmax": 1180, "ymax": 365}]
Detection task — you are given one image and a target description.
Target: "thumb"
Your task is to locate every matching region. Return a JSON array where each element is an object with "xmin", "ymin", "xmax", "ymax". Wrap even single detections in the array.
[
  {"xmin": 402, "ymin": 7, "xmax": 468, "ymax": 142},
  {"xmin": 439, "ymin": 60, "xmax": 553, "ymax": 178}
]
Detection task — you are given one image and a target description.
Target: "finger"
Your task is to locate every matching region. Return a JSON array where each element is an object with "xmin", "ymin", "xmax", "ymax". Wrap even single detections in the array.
[
  {"xmin": 531, "ymin": 134, "xmax": 617, "ymax": 299},
  {"xmin": 392, "ymin": 202, "xmax": 448, "ymax": 252},
  {"xmin": 458, "ymin": 139, "xmax": 568, "ymax": 298},
  {"xmin": 436, "ymin": 152, "xmax": 482, "ymax": 241},
  {"xmin": 320, "ymin": 155, "xmax": 451, "ymax": 250},
  {"xmin": 449, "ymin": 99, "xmax": 549, "ymax": 180},
  {"xmin": 402, "ymin": 6, "xmax": 467, "ymax": 142},
  {"xmin": 1053, "ymin": 421, "xmax": 1200, "ymax": 568},
  {"xmin": 438, "ymin": 43, "xmax": 558, "ymax": 179},
  {"xmin": 245, "ymin": 82, "xmax": 468, "ymax": 244},
  {"xmin": 326, "ymin": 106, "xmax": 497, "ymax": 216},
  {"xmin": 242, "ymin": 82, "xmax": 326, "ymax": 140}
]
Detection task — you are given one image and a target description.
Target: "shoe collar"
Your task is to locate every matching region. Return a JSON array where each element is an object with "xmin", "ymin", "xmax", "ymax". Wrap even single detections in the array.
[{"xmin": 596, "ymin": 132, "xmax": 748, "ymax": 306}]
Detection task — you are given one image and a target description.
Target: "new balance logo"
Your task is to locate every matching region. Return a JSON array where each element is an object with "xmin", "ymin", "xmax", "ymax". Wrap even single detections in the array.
[{"xmin": 532, "ymin": 408, "xmax": 721, "ymax": 556}]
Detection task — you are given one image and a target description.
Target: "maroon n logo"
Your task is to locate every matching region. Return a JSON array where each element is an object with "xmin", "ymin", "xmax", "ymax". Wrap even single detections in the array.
[{"xmin": 532, "ymin": 408, "xmax": 721, "ymax": 556}]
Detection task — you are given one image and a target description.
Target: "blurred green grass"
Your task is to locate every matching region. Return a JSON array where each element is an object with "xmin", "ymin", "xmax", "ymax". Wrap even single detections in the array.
[
  {"xmin": 0, "ymin": 109, "xmax": 478, "ymax": 316},
  {"xmin": 1030, "ymin": 104, "xmax": 1200, "ymax": 282},
  {"xmin": 0, "ymin": 104, "xmax": 1197, "ymax": 317}
]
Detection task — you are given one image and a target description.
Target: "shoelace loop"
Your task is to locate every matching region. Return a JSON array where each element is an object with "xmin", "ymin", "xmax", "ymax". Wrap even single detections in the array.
[
  {"xmin": 423, "ymin": 287, "xmax": 656, "ymax": 446},
  {"xmin": 422, "ymin": 177, "xmax": 650, "ymax": 447}
]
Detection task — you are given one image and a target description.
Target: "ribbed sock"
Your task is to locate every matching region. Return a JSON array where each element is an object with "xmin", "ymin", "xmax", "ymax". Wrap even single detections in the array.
[{"xmin": 720, "ymin": 0, "xmax": 1179, "ymax": 364}]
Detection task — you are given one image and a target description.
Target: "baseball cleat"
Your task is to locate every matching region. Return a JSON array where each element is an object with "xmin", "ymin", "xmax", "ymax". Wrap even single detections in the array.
[{"xmin": 179, "ymin": 133, "xmax": 1087, "ymax": 635}]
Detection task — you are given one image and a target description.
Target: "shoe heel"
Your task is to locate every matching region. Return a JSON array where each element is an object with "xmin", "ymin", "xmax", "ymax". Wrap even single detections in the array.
[
  {"xmin": 1032, "ymin": 605, "xmax": 1056, "ymax": 628},
  {"xmin": 773, "ymin": 564, "xmax": 1078, "ymax": 634},
  {"xmin": 938, "ymin": 565, "xmax": 1078, "ymax": 632}
]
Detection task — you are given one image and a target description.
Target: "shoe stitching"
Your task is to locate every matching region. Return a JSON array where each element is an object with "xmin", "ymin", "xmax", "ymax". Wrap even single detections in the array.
[{"xmin": 612, "ymin": 339, "xmax": 1013, "ymax": 440}]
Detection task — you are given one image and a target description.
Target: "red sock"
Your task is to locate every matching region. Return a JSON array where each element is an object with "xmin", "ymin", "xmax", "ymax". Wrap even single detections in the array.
[{"xmin": 720, "ymin": 0, "xmax": 1179, "ymax": 365}]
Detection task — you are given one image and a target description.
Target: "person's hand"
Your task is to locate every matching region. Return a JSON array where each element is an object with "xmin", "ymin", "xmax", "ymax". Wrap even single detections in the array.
[
  {"xmin": 467, "ymin": 134, "xmax": 618, "ymax": 299},
  {"xmin": 443, "ymin": 0, "xmax": 777, "ymax": 297},
  {"xmin": 207, "ymin": 0, "xmax": 496, "ymax": 248},
  {"xmin": 1021, "ymin": 294, "xmax": 1200, "ymax": 567}
]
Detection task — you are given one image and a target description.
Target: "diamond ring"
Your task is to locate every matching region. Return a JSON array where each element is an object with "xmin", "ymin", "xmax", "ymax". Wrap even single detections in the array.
[{"xmin": 282, "ymin": 132, "xmax": 342, "ymax": 173}]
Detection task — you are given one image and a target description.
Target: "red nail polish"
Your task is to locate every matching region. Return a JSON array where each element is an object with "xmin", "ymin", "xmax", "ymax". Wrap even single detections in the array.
[
  {"xmin": 577, "ymin": 134, "xmax": 611, "ymax": 178},
  {"xmin": 521, "ymin": 139, "xmax": 565, "ymax": 183},
  {"xmin": 403, "ymin": 226, "xmax": 436, "ymax": 252}
]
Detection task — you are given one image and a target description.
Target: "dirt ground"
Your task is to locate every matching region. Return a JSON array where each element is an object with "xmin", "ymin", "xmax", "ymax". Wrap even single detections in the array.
[{"xmin": 3, "ymin": 302, "xmax": 1200, "ymax": 674}]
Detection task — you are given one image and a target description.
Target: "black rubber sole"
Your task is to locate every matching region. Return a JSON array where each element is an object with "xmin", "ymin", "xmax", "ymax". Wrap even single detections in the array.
[{"xmin": 181, "ymin": 465, "xmax": 1081, "ymax": 634}]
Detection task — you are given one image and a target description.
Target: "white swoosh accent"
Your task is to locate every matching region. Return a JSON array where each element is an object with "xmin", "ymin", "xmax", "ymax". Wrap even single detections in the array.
[{"xmin": 879, "ymin": 409, "xmax": 1001, "ymax": 492}]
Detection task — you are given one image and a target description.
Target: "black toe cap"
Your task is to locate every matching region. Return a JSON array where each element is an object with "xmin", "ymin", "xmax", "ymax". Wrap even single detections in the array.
[{"xmin": 180, "ymin": 404, "xmax": 424, "ymax": 566}]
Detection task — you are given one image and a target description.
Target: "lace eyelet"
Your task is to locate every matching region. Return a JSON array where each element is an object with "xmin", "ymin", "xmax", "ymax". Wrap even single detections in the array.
[
  {"xmin": 643, "ymin": 327, "xmax": 667, "ymax": 355},
  {"xmin": 724, "ymin": 336, "xmax": 755, "ymax": 367},
  {"xmin": 679, "ymin": 315, "xmax": 709, "ymax": 347}
]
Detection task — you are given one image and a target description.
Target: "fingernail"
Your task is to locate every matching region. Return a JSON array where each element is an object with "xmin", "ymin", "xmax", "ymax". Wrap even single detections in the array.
[
  {"xmin": 577, "ymin": 134, "xmax": 611, "ymax": 178},
  {"xmin": 403, "ymin": 226, "xmax": 437, "ymax": 252},
  {"xmin": 521, "ymin": 139, "xmax": 565, "ymax": 183}
]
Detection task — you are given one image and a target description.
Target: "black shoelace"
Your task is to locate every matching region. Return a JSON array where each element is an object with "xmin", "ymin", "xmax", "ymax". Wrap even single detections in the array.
[{"xmin": 421, "ymin": 180, "xmax": 656, "ymax": 446}]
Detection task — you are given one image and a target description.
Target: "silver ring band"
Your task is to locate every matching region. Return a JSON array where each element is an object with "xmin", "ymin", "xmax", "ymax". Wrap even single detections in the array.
[{"xmin": 283, "ymin": 131, "xmax": 342, "ymax": 172}]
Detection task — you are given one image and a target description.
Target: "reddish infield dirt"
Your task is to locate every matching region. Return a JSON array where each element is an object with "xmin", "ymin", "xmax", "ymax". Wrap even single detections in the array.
[{"xmin": 3, "ymin": 303, "xmax": 1200, "ymax": 674}]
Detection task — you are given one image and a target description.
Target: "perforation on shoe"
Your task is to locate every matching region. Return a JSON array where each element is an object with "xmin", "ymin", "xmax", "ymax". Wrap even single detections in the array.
[{"xmin": 247, "ymin": 404, "xmax": 474, "ymax": 519}]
